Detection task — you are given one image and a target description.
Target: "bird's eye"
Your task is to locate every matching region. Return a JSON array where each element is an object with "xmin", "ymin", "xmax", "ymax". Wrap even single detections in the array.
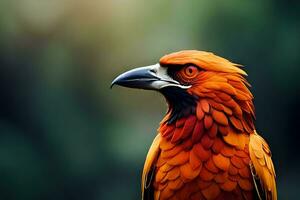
[{"xmin": 183, "ymin": 65, "xmax": 199, "ymax": 78}]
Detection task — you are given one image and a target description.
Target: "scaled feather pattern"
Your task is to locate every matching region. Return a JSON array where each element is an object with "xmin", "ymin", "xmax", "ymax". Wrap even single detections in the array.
[{"xmin": 123, "ymin": 50, "xmax": 276, "ymax": 200}]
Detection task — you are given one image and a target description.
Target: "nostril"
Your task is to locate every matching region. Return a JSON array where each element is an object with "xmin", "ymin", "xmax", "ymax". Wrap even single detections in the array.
[{"xmin": 149, "ymin": 69, "xmax": 156, "ymax": 74}]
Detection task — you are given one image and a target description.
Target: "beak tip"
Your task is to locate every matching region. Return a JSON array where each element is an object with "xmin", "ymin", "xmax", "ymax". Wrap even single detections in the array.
[
  {"xmin": 110, "ymin": 78, "xmax": 119, "ymax": 89},
  {"xmin": 110, "ymin": 83, "xmax": 115, "ymax": 89}
]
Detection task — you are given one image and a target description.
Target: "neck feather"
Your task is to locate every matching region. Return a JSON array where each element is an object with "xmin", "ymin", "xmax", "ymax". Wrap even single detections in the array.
[{"xmin": 159, "ymin": 96, "xmax": 255, "ymax": 145}]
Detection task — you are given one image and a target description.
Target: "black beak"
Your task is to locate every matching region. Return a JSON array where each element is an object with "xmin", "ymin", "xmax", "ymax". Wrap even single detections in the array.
[
  {"xmin": 111, "ymin": 64, "xmax": 190, "ymax": 90},
  {"xmin": 111, "ymin": 66, "xmax": 160, "ymax": 90}
]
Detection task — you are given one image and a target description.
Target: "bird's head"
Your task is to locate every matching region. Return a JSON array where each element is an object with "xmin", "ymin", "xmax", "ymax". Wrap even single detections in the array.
[{"xmin": 112, "ymin": 50, "xmax": 254, "ymax": 125}]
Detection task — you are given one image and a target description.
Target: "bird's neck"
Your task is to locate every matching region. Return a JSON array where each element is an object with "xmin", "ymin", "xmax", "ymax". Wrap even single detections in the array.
[{"xmin": 159, "ymin": 96, "xmax": 255, "ymax": 144}]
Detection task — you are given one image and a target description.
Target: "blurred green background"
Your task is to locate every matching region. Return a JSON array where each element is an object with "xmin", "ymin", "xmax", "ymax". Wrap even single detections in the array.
[{"xmin": 0, "ymin": 0, "xmax": 299, "ymax": 199}]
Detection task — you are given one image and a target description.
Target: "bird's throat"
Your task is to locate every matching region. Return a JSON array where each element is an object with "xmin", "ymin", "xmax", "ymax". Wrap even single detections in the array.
[{"xmin": 160, "ymin": 86, "xmax": 198, "ymax": 124}]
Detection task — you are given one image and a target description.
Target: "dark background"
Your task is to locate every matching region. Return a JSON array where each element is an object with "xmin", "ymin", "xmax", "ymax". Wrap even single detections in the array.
[{"xmin": 0, "ymin": 0, "xmax": 299, "ymax": 199}]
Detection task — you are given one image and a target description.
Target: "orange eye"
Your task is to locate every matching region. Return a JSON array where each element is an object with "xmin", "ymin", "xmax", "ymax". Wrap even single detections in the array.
[{"xmin": 183, "ymin": 65, "xmax": 199, "ymax": 78}]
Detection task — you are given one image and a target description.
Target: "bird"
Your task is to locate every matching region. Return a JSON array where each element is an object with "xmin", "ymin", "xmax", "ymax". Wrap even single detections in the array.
[{"xmin": 111, "ymin": 50, "xmax": 277, "ymax": 200}]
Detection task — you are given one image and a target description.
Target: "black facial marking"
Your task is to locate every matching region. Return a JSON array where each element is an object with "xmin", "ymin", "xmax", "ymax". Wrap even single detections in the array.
[
  {"xmin": 166, "ymin": 65, "xmax": 184, "ymax": 85},
  {"xmin": 160, "ymin": 86, "xmax": 198, "ymax": 124}
]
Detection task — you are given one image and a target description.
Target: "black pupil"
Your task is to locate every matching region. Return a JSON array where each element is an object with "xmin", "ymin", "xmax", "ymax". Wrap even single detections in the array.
[{"xmin": 188, "ymin": 68, "xmax": 193, "ymax": 74}]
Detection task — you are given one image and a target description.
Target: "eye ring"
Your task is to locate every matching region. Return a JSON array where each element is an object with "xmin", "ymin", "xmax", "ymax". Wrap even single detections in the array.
[{"xmin": 183, "ymin": 65, "xmax": 199, "ymax": 78}]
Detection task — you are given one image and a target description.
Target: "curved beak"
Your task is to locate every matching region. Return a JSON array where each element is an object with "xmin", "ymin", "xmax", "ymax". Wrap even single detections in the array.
[{"xmin": 111, "ymin": 64, "xmax": 190, "ymax": 90}]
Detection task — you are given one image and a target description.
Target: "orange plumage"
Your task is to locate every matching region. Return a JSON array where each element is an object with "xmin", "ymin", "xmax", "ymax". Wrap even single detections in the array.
[{"xmin": 112, "ymin": 50, "xmax": 277, "ymax": 200}]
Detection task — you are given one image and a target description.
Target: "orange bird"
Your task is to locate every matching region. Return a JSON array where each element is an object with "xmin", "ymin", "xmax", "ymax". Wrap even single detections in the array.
[{"xmin": 112, "ymin": 50, "xmax": 277, "ymax": 200}]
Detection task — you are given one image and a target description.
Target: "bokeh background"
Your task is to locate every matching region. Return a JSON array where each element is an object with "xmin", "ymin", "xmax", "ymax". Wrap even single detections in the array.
[{"xmin": 0, "ymin": 0, "xmax": 299, "ymax": 199}]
